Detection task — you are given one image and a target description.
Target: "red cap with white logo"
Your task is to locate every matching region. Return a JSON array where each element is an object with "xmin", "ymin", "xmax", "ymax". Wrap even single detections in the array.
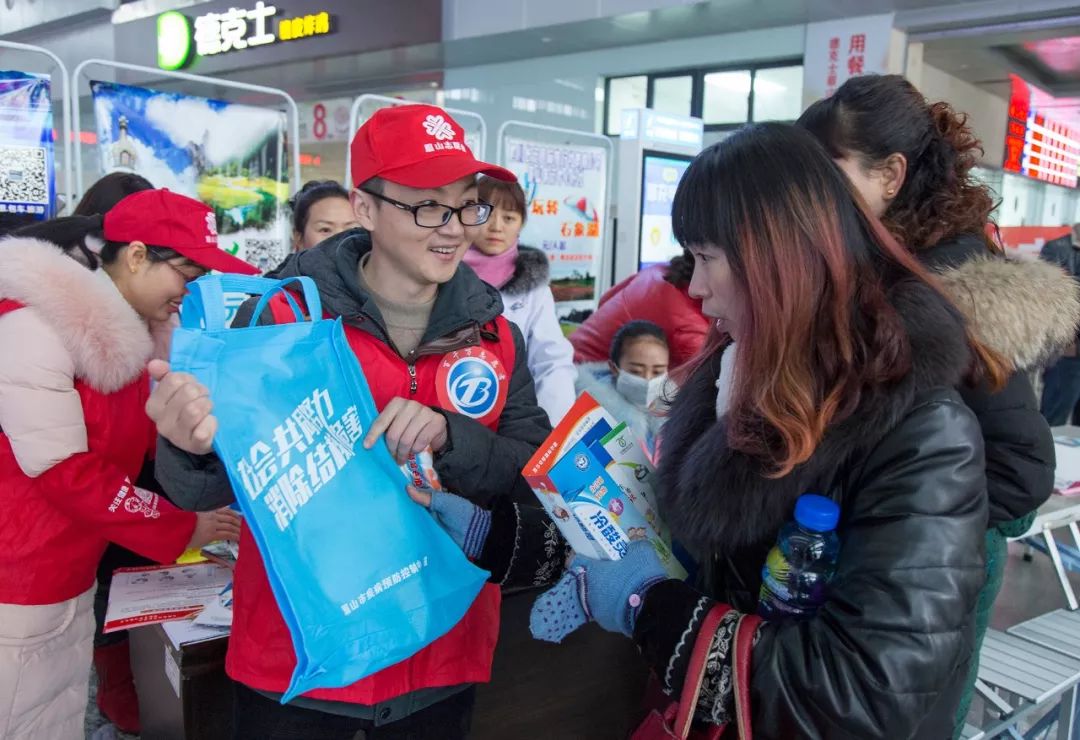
[
  {"xmin": 349, "ymin": 104, "xmax": 517, "ymax": 189},
  {"xmin": 103, "ymin": 189, "xmax": 258, "ymax": 275}
]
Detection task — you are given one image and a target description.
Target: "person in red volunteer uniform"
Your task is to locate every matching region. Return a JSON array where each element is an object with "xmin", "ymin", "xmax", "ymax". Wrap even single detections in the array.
[
  {"xmin": 147, "ymin": 105, "xmax": 552, "ymax": 739},
  {"xmin": 0, "ymin": 189, "xmax": 248, "ymax": 740}
]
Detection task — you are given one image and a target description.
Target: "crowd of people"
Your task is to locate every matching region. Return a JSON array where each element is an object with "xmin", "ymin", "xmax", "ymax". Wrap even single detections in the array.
[{"xmin": 1, "ymin": 73, "xmax": 1079, "ymax": 740}]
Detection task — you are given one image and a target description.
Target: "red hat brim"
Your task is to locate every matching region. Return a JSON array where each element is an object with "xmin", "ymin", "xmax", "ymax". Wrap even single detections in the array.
[
  {"xmin": 180, "ymin": 245, "xmax": 260, "ymax": 275},
  {"xmin": 378, "ymin": 156, "xmax": 517, "ymax": 189}
]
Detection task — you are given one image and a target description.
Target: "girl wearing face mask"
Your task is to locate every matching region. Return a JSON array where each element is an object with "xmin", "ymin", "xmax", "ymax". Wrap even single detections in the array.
[
  {"xmin": 463, "ymin": 177, "xmax": 578, "ymax": 424},
  {"xmin": 289, "ymin": 179, "xmax": 360, "ymax": 252},
  {"xmin": 576, "ymin": 320, "xmax": 669, "ymax": 456},
  {"xmin": 0, "ymin": 190, "xmax": 249, "ymax": 740}
]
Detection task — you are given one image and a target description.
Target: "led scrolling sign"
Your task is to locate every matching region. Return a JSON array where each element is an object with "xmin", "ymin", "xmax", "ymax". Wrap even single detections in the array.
[{"xmin": 1003, "ymin": 74, "xmax": 1080, "ymax": 189}]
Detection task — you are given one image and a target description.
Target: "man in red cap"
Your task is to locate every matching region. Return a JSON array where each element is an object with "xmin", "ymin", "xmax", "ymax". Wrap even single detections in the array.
[{"xmin": 145, "ymin": 105, "xmax": 552, "ymax": 737}]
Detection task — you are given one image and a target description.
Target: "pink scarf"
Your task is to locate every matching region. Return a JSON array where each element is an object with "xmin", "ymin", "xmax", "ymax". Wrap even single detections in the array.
[{"xmin": 462, "ymin": 241, "xmax": 519, "ymax": 289}]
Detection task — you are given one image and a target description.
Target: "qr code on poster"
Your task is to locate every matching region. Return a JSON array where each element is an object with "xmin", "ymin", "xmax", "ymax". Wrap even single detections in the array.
[
  {"xmin": 244, "ymin": 238, "xmax": 288, "ymax": 273},
  {"xmin": 0, "ymin": 145, "xmax": 48, "ymax": 206}
]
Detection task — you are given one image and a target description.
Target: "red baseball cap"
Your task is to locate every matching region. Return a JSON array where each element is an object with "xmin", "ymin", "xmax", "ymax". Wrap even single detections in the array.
[
  {"xmin": 103, "ymin": 189, "xmax": 258, "ymax": 275},
  {"xmin": 350, "ymin": 104, "xmax": 516, "ymax": 189}
]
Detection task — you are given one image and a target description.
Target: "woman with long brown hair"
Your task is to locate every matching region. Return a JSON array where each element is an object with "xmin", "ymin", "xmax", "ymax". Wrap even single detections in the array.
[
  {"xmin": 410, "ymin": 123, "xmax": 1002, "ymax": 737},
  {"xmin": 799, "ymin": 74, "xmax": 1080, "ymax": 733}
]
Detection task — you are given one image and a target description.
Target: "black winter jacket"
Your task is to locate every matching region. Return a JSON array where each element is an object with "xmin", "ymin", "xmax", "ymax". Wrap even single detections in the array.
[
  {"xmin": 482, "ymin": 279, "xmax": 988, "ymax": 738},
  {"xmin": 927, "ymin": 233, "xmax": 1079, "ymax": 526}
]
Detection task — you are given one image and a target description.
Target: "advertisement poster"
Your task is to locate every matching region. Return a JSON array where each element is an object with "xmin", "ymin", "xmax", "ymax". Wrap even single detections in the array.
[
  {"xmin": 638, "ymin": 152, "xmax": 691, "ymax": 269},
  {"xmin": 0, "ymin": 72, "xmax": 55, "ymax": 221},
  {"xmin": 503, "ymin": 137, "xmax": 607, "ymax": 315},
  {"xmin": 91, "ymin": 80, "xmax": 290, "ymax": 272}
]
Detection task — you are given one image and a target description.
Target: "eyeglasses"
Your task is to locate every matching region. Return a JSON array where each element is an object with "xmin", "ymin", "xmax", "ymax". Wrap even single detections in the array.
[
  {"xmin": 163, "ymin": 260, "xmax": 207, "ymax": 283},
  {"xmin": 359, "ymin": 188, "xmax": 492, "ymax": 228}
]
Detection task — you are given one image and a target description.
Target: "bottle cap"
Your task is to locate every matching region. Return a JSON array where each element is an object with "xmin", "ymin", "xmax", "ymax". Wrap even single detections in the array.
[{"xmin": 794, "ymin": 494, "xmax": 840, "ymax": 532}]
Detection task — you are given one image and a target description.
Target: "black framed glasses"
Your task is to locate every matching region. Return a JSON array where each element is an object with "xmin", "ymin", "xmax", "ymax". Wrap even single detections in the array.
[{"xmin": 359, "ymin": 188, "xmax": 492, "ymax": 228}]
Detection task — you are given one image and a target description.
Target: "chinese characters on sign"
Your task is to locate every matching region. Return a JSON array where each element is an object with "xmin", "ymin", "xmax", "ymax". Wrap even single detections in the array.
[
  {"xmin": 803, "ymin": 14, "xmax": 894, "ymax": 108},
  {"xmin": 826, "ymin": 37, "xmax": 839, "ymax": 96},
  {"xmin": 848, "ymin": 34, "xmax": 866, "ymax": 77},
  {"xmin": 0, "ymin": 204, "xmax": 46, "ymax": 215},
  {"xmin": 278, "ymin": 10, "xmax": 331, "ymax": 41},
  {"xmin": 234, "ymin": 388, "xmax": 364, "ymax": 532},
  {"xmin": 192, "ymin": 2, "xmax": 332, "ymax": 59}
]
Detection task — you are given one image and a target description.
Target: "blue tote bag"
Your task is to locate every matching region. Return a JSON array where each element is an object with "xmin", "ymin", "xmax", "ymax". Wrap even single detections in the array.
[{"xmin": 170, "ymin": 275, "xmax": 488, "ymax": 702}]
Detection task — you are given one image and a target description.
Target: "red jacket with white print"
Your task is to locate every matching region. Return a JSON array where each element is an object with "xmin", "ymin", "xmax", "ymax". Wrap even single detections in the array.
[{"xmin": 0, "ymin": 238, "xmax": 196, "ymax": 605}]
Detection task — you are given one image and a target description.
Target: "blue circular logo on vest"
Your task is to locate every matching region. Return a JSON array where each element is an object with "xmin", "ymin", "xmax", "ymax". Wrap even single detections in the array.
[{"xmin": 446, "ymin": 357, "xmax": 499, "ymax": 418}]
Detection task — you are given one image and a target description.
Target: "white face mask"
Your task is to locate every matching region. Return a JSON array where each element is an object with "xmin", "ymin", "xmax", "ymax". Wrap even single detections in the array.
[{"xmin": 615, "ymin": 371, "xmax": 666, "ymax": 410}]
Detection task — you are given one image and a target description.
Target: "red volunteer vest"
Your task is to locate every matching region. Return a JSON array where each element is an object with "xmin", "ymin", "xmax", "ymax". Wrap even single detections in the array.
[{"xmin": 225, "ymin": 294, "xmax": 514, "ymax": 705}]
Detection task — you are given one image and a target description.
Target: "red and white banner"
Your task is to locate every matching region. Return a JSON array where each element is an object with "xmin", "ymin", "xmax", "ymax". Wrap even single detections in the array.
[{"xmin": 802, "ymin": 13, "xmax": 895, "ymax": 110}]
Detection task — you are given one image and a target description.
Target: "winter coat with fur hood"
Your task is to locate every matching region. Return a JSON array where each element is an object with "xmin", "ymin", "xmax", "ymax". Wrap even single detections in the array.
[
  {"xmin": 499, "ymin": 245, "xmax": 577, "ymax": 425},
  {"xmin": 0, "ymin": 237, "xmax": 196, "ymax": 605},
  {"xmin": 924, "ymin": 233, "xmax": 1080, "ymax": 528}
]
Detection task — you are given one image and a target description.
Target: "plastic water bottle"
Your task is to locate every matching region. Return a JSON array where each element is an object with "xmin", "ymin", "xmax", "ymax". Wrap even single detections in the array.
[{"xmin": 758, "ymin": 494, "xmax": 840, "ymax": 620}]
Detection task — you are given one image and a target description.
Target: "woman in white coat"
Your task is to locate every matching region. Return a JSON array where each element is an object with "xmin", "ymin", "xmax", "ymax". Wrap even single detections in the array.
[{"xmin": 464, "ymin": 178, "xmax": 577, "ymax": 425}]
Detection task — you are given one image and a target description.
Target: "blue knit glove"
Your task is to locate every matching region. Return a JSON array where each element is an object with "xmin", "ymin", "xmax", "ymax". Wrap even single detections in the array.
[
  {"xmin": 426, "ymin": 490, "xmax": 491, "ymax": 560},
  {"xmin": 530, "ymin": 540, "xmax": 667, "ymax": 642}
]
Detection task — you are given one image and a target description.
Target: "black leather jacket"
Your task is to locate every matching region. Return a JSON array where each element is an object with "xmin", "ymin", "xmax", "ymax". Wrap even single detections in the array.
[{"xmin": 638, "ymin": 279, "xmax": 988, "ymax": 739}]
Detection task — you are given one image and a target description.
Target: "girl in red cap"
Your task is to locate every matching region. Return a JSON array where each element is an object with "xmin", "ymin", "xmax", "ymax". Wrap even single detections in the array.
[{"xmin": 0, "ymin": 189, "xmax": 246, "ymax": 740}]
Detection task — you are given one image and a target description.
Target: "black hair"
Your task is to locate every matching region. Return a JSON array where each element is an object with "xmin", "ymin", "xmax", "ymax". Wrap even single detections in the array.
[
  {"xmin": 663, "ymin": 249, "xmax": 694, "ymax": 287},
  {"xmin": 289, "ymin": 179, "xmax": 351, "ymax": 234},
  {"xmin": 478, "ymin": 177, "xmax": 527, "ymax": 224},
  {"xmin": 13, "ymin": 214, "xmax": 184, "ymax": 271},
  {"xmin": 610, "ymin": 320, "xmax": 669, "ymax": 365},
  {"xmin": 358, "ymin": 176, "xmax": 385, "ymax": 196},
  {"xmin": 0, "ymin": 213, "xmax": 37, "ymax": 238},
  {"xmin": 74, "ymin": 172, "xmax": 154, "ymax": 217},
  {"xmin": 797, "ymin": 74, "xmax": 996, "ymax": 252}
]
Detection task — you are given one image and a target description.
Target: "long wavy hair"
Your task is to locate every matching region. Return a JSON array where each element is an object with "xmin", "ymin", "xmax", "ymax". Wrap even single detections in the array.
[
  {"xmin": 671, "ymin": 123, "xmax": 1006, "ymax": 477},
  {"xmin": 798, "ymin": 74, "xmax": 998, "ymax": 252}
]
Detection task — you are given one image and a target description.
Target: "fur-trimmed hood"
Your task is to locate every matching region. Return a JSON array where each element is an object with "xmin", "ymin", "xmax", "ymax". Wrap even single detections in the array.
[
  {"xmin": 501, "ymin": 245, "xmax": 550, "ymax": 297},
  {"xmin": 0, "ymin": 237, "xmax": 165, "ymax": 393},
  {"xmin": 924, "ymin": 233, "xmax": 1080, "ymax": 371},
  {"xmin": 657, "ymin": 278, "xmax": 971, "ymax": 562}
]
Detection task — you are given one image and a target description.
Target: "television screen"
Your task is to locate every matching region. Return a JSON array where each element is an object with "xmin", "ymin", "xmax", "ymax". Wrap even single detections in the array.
[{"xmin": 638, "ymin": 151, "xmax": 693, "ymax": 270}]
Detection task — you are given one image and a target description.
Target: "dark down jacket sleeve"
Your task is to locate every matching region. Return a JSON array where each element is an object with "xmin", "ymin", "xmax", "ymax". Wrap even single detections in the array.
[{"xmin": 959, "ymin": 374, "xmax": 1054, "ymax": 526}]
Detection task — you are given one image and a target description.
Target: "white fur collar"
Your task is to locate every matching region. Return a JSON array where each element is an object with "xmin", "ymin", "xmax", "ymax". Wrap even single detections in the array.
[{"xmin": 0, "ymin": 237, "xmax": 156, "ymax": 392}]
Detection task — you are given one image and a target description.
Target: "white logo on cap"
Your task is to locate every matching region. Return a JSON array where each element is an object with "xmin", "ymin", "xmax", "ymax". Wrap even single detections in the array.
[
  {"xmin": 423, "ymin": 114, "xmax": 455, "ymax": 141},
  {"xmin": 205, "ymin": 212, "xmax": 218, "ymax": 244}
]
